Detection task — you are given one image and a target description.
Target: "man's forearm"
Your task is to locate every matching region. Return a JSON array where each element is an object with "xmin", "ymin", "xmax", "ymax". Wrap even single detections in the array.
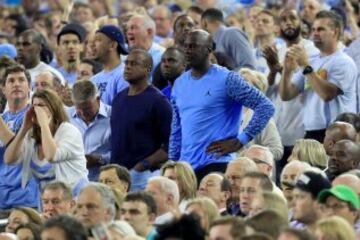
[
  {"xmin": 279, "ymin": 69, "xmax": 298, "ymax": 101},
  {"xmin": 307, "ymin": 72, "xmax": 339, "ymax": 101}
]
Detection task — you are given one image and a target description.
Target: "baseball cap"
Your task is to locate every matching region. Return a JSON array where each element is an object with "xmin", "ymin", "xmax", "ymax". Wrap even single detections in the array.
[
  {"xmin": 57, "ymin": 23, "xmax": 87, "ymax": 44},
  {"xmin": 295, "ymin": 171, "xmax": 331, "ymax": 198},
  {"xmin": 0, "ymin": 43, "xmax": 17, "ymax": 59},
  {"xmin": 318, "ymin": 184, "xmax": 360, "ymax": 210},
  {"xmin": 96, "ymin": 25, "xmax": 128, "ymax": 55}
]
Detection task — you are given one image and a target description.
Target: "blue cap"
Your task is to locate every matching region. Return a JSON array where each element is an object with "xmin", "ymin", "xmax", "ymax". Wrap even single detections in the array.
[
  {"xmin": 0, "ymin": 43, "xmax": 17, "ymax": 59},
  {"xmin": 97, "ymin": 25, "xmax": 128, "ymax": 55}
]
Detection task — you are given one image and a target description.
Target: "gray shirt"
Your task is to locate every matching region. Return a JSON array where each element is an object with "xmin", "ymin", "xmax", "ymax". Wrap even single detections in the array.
[{"xmin": 213, "ymin": 25, "xmax": 256, "ymax": 70}]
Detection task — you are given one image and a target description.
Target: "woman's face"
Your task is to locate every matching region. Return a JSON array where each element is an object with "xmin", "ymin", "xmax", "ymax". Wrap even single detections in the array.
[
  {"xmin": 32, "ymin": 97, "xmax": 52, "ymax": 122},
  {"xmin": 17, "ymin": 227, "xmax": 35, "ymax": 240},
  {"xmin": 5, "ymin": 210, "xmax": 30, "ymax": 233}
]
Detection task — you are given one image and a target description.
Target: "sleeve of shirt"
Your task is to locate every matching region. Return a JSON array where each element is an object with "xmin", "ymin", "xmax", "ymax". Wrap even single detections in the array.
[
  {"xmin": 168, "ymin": 96, "xmax": 182, "ymax": 160},
  {"xmin": 225, "ymin": 29, "xmax": 256, "ymax": 70},
  {"xmin": 327, "ymin": 57, "xmax": 357, "ymax": 93},
  {"xmin": 53, "ymin": 124, "xmax": 86, "ymax": 162},
  {"xmin": 226, "ymin": 71, "xmax": 275, "ymax": 145},
  {"xmin": 154, "ymin": 96, "xmax": 173, "ymax": 152}
]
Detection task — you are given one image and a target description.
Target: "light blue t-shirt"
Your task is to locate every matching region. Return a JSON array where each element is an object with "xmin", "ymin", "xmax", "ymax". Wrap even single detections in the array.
[
  {"xmin": 0, "ymin": 107, "xmax": 39, "ymax": 209},
  {"xmin": 292, "ymin": 50, "xmax": 358, "ymax": 130},
  {"xmin": 148, "ymin": 42, "xmax": 165, "ymax": 78},
  {"xmin": 58, "ymin": 67, "xmax": 77, "ymax": 86},
  {"xmin": 169, "ymin": 64, "xmax": 274, "ymax": 170},
  {"xmin": 91, "ymin": 63, "xmax": 128, "ymax": 105}
]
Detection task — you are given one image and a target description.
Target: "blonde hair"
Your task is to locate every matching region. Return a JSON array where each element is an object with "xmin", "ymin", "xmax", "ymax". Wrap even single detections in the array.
[
  {"xmin": 239, "ymin": 68, "xmax": 268, "ymax": 93},
  {"xmin": 161, "ymin": 161, "xmax": 197, "ymax": 200},
  {"xmin": 290, "ymin": 139, "xmax": 327, "ymax": 169},
  {"xmin": 261, "ymin": 191, "xmax": 288, "ymax": 222},
  {"xmin": 315, "ymin": 216, "xmax": 355, "ymax": 240},
  {"xmin": 186, "ymin": 197, "xmax": 220, "ymax": 230}
]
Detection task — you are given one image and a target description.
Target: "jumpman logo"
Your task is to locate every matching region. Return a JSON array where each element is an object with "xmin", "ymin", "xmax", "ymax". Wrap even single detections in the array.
[{"xmin": 206, "ymin": 90, "xmax": 211, "ymax": 96}]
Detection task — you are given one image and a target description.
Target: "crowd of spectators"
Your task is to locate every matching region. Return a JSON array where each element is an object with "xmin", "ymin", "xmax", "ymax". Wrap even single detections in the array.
[{"xmin": 0, "ymin": 0, "xmax": 359, "ymax": 239}]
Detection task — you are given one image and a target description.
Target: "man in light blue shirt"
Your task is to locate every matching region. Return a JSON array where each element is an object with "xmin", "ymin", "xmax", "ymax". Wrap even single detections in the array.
[
  {"xmin": 91, "ymin": 25, "xmax": 129, "ymax": 105},
  {"xmin": 69, "ymin": 80, "xmax": 111, "ymax": 181},
  {"xmin": 127, "ymin": 14, "xmax": 165, "ymax": 78},
  {"xmin": 0, "ymin": 64, "xmax": 38, "ymax": 209},
  {"xmin": 169, "ymin": 30, "xmax": 274, "ymax": 181},
  {"xmin": 279, "ymin": 11, "xmax": 357, "ymax": 142}
]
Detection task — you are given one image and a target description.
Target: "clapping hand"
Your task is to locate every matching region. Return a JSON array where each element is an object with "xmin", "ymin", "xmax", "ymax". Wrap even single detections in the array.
[
  {"xmin": 22, "ymin": 107, "xmax": 36, "ymax": 131},
  {"xmin": 287, "ymin": 45, "xmax": 309, "ymax": 67},
  {"xmin": 34, "ymin": 106, "xmax": 52, "ymax": 128},
  {"xmin": 263, "ymin": 45, "xmax": 282, "ymax": 73}
]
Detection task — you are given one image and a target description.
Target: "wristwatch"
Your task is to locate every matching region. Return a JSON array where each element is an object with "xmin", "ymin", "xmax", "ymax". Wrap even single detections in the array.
[{"xmin": 302, "ymin": 65, "xmax": 313, "ymax": 75}]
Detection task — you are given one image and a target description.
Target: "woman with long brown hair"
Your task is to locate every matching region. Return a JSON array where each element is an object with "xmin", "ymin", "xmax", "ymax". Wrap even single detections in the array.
[{"xmin": 4, "ymin": 89, "xmax": 88, "ymax": 195}]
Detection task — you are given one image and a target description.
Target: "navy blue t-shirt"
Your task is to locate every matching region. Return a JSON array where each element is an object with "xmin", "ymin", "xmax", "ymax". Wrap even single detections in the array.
[{"xmin": 110, "ymin": 85, "xmax": 172, "ymax": 169}]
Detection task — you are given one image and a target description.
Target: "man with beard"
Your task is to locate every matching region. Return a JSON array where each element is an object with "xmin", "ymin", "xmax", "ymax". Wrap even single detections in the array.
[
  {"xmin": 57, "ymin": 23, "xmax": 86, "ymax": 86},
  {"xmin": 160, "ymin": 47, "xmax": 186, "ymax": 100},
  {"xmin": 279, "ymin": 10, "xmax": 357, "ymax": 143},
  {"xmin": 263, "ymin": 9, "xmax": 319, "ymax": 182},
  {"xmin": 169, "ymin": 30, "xmax": 274, "ymax": 181},
  {"xmin": 91, "ymin": 25, "xmax": 129, "ymax": 105}
]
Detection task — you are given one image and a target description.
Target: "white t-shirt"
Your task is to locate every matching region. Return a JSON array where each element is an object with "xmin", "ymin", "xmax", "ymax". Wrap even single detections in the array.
[{"xmin": 19, "ymin": 122, "xmax": 88, "ymax": 189}]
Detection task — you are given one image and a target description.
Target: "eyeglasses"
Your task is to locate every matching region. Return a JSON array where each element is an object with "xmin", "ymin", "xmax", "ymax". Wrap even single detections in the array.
[{"xmin": 323, "ymin": 203, "xmax": 349, "ymax": 212}]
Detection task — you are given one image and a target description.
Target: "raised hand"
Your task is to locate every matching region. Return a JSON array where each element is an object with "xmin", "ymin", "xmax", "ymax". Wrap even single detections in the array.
[
  {"xmin": 34, "ymin": 106, "xmax": 52, "ymax": 129},
  {"xmin": 22, "ymin": 107, "xmax": 36, "ymax": 132},
  {"xmin": 283, "ymin": 49, "xmax": 298, "ymax": 73},
  {"xmin": 263, "ymin": 45, "xmax": 282, "ymax": 73},
  {"xmin": 287, "ymin": 45, "xmax": 309, "ymax": 67}
]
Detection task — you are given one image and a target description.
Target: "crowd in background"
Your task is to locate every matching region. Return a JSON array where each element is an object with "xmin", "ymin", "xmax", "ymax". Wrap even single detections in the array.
[{"xmin": 0, "ymin": 0, "xmax": 359, "ymax": 239}]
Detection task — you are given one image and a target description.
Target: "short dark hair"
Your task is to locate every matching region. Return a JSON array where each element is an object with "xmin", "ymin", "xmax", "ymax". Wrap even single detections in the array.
[
  {"xmin": 315, "ymin": 10, "xmax": 343, "ymax": 39},
  {"xmin": 242, "ymin": 172, "xmax": 273, "ymax": 191},
  {"xmin": 3, "ymin": 64, "xmax": 31, "ymax": 86},
  {"xmin": 42, "ymin": 181, "xmax": 73, "ymax": 201},
  {"xmin": 42, "ymin": 215, "xmax": 87, "ymax": 240},
  {"xmin": 335, "ymin": 113, "xmax": 360, "ymax": 133},
  {"xmin": 81, "ymin": 59, "xmax": 103, "ymax": 75},
  {"xmin": 220, "ymin": 175, "xmax": 232, "ymax": 192},
  {"xmin": 155, "ymin": 213, "xmax": 206, "ymax": 240},
  {"xmin": 123, "ymin": 191, "xmax": 157, "ymax": 215},
  {"xmin": 201, "ymin": 8, "xmax": 224, "ymax": 23},
  {"xmin": 129, "ymin": 48, "xmax": 153, "ymax": 71},
  {"xmin": 187, "ymin": 6, "xmax": 204, "ymax": 15},
  {"xmin": 100, "ymin": 164, "xmax": 131, "ymax": 191}
]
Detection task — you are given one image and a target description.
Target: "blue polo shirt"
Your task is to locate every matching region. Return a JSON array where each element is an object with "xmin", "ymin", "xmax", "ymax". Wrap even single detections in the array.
[{"xmin": 0, "ymin": 106, "xmax": 39, "ymax": 209}]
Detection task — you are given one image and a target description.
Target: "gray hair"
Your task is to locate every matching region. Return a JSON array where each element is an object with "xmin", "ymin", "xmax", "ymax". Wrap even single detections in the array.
[
  {"xmin": 71, "ymin": 80, "xmax": 98, "ymax": 103},
  {"xmin": 108, "ymin": 220, "xmax": 136, "ymax": 237},
  {"xmin": 280, "ymin": 160, "xmax": 311, "ymax": 180},
  {"xmin": 131, "ymin": 14, "xmax": 156, "ymax": 36},
  {"xmin": 36, "ymin": 71, "xmax": 62, "ymax": 87},
  {"xmin": 229, "ymin": 157, "xmax": 258, "ymax": 172},
  {"xmin": 247, "ymin": 145, "xmax": 274, "ymax": 167},
  {"xmin": 148, "ymin": 176, "xmax": 180, "ymax": 205},
  {"xmin": 80, "ymin": 183, "xmax": 116, "ymax": 220}
]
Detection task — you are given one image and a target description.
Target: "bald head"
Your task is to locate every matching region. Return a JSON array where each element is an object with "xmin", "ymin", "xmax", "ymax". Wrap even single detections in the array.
[
  {"xmin": 324, "ymin": 121, "xmax": 357, "ymax": 155},
  {"xmin": 184, "ymin": 30, "xmax": 214, "ymax": 69},
  {"xmin": 189, "ymin": 30, "xmax": 213, "ymax": 48},
  {"xmin": 332, "ymin": 174, "xmax": 360, "ymax": 197},
  {"xmin": 19, "ymin": 29, "xmax": 43, "ymax": 46}
]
